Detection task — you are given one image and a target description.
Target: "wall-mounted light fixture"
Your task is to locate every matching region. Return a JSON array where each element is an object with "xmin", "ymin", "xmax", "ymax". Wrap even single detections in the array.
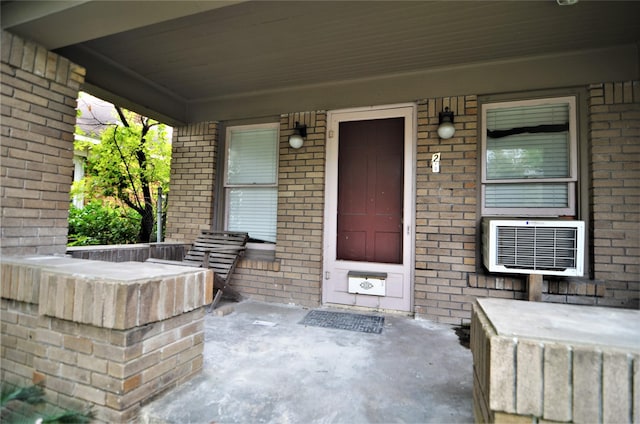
[
  {"xmin": 437, "ymin": 107, "xmax": 455, "ymax": 139},
  {"xmin": 289, "ymin": 121, "xmax": 307, "ymax": 149}
]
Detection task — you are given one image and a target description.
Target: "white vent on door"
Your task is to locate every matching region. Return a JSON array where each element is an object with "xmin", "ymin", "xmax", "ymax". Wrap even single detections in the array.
[{"xmin": 482, "ymin": 219, "xmax": 585, "ymax": 276}]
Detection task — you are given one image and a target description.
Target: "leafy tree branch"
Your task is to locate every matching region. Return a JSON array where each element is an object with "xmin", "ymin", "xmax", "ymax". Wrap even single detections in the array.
[{"xmin": 72, "ymin": 101, "xmax": 171, "ymax": 243}]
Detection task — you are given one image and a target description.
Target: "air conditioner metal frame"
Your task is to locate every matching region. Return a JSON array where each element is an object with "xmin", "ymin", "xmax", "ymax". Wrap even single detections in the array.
[{"xmin": 482, "ymin": 219, "xmax": 585, "ymax": 277}]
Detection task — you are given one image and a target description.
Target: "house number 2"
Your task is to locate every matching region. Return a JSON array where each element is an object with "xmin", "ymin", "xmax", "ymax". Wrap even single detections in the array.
[{"xmin": 432, "ymin": 153, "xmax": 440, "ymax": 173}]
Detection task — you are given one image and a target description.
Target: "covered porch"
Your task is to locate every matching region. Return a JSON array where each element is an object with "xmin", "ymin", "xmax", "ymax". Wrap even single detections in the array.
[
  {"xmin": 2, "ymin": 1, "xmax": 639, "ymax": 319},
  {"xmin": 2, "ymin": 1, "xmax": 640, "ymax": 422}
]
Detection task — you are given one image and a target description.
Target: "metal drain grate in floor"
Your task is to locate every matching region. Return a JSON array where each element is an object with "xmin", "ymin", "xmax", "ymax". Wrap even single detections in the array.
[{"xmin": 299, "ymin": 310, "xmax": 385, "ymax": 334}]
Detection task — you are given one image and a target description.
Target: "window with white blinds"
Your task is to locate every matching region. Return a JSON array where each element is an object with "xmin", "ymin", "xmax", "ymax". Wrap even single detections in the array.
[
  {"xmin": 225, "ymin": 124, "xmax": 279, "ymax": 243},
  {"xmin": 481, "ymin": 97, "xmax": 577, "ymax": 216}
]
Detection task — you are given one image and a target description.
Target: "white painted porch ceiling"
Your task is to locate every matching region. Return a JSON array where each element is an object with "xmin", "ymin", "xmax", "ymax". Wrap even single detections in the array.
[{"xmin": 2, "ymin": 1, "xmax": 639, "ymax": 123}]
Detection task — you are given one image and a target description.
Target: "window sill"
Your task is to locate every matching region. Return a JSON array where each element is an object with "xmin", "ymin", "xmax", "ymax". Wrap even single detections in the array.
[
  {"xmin": 244, "ymin": 248, "xmax": 275, "ymax": 261},
  {"xmin": 240, "ymin": 248, "xmax": 280, "ymax": 272}
]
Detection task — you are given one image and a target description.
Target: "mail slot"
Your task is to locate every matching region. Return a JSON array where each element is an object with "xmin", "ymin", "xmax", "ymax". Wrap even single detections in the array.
[{"xmin": 347, "ymin": 271, "xmax": 387, "ymax": 296}]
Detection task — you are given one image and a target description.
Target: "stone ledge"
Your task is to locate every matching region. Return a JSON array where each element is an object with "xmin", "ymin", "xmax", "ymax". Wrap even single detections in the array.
[
  {"xmin": 472, "ymin": 298, "xmax": 640, "ymax": 423},
  {"xmin": 67, "ymin": 242, "xmax": 189, "ymax": 262},
  {"xmin": 476, "ymin": 298, "xmax": 640, "ymax": 350},
  {"xmin": 1, "ymin": 256, "xmax": 213, "ymax": 329}
]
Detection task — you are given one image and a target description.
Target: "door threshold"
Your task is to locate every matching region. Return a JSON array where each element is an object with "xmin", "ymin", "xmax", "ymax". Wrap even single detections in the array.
[{"xmin": 322, "ymin": 302, "xmax": 414, "ymax": 317}]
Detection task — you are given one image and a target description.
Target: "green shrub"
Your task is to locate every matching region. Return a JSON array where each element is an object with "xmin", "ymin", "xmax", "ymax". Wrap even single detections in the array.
[
  {"xmin": 1, "ymin": 384, "xmax": 92, "ymax": 423},
  {"xmin": 68, "ymin": 202, "xmax": 141, "ymax": 246}
]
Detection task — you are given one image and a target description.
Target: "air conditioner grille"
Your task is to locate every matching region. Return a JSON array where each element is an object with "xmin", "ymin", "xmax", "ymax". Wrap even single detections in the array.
[{"xmin": 496, "ymin": 226, "xmax": 578, "ymax": 271}]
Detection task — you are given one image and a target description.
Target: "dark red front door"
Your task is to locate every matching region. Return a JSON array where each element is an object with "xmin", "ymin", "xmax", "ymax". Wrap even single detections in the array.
[{"xmin": 337, "ymin": 118, "xmax": 404, "ymax": 264}]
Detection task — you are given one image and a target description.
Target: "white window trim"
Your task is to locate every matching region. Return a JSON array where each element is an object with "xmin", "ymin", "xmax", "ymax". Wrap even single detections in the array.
[
  {"xmin": 223, "ymin": 122, "xmax": 279, "ymax": 249},
  {"xmin": 481, "ymin": 96, "xmax": 578, "ymax": 216}
]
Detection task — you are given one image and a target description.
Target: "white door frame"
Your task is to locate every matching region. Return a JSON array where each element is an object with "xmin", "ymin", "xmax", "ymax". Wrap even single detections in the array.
[{"xmin": 323, "ymin": 103, "xmax": 416, "ymax": 312}]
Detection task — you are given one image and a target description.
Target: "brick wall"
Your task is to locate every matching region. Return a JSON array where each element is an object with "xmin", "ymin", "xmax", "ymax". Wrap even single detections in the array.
[
  {"xmin": 167, "ymin": 83, "xmax": 638, "ymax": 321},
  {"xmin": 232, "ymin": 112, "xmax": 326, "ymax": 307},
  {"xmin": 1, "ymin": 256, "xmax": 211, "ymax": 422},
  {"xmin": 414, "ymin": 96, "xmax": 482, "ymax": 323},
  {"xmin": 472, "ymin": 299, "xmax": 639, "ymax": 423},
  {"xmin": 2, "ymin": 300, "xmax": 205, "ymax": 422},
  {"xmin": 413, "ymin": 86, "xmax": 640, "ymax": 324},
  {"xmin": 588, "ymin": 81, "xmax": 640, "ymax": 308},
  {"xmin": 165, "ymin": 122, "xmax": 217, "ymax": 243},
  {"xmin": 167, "ymin": 113, "xmax": 327, "ymax": 307},
  {"xmin": 1, "ymin": 31, "xmax": 85, "ymax": 255}
]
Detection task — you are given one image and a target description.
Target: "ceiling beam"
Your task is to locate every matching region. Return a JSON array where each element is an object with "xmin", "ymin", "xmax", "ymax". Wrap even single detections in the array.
[
  {"xmin": 187, "ymin": 44, "xmax": 639, "ymax": 123},
  {"xmin": 1, "ymin": 1, "xmax": 91, "ymax": 28},
  {"xmin": 1, "ymin": 0, "xmax": 245, "ymax": 49},
  {"xmin": 63, "ymin": 42, "xmax": 639, "ymax": 125},
  {"xmin": 59, "ymin": 44, "xmax": 188, "ymax": 126}
]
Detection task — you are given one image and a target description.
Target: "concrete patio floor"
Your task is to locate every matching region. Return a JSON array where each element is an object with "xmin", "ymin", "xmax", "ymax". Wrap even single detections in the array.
[{"xmin": 141, "ymin": 300, "xmax": 474, "ymax": 424}]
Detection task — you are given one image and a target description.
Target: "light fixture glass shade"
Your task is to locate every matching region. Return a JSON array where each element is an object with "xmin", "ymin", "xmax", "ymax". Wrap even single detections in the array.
[
  {"xmin": 289, "ymin": 134, "xmax": 304, "ymax": 149},
  {"xmin": 437, "ymin": 122, "xmax": 455, "ymax": 139}
]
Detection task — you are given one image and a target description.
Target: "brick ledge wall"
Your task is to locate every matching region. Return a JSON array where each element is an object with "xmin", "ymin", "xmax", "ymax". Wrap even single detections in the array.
[
  {"xmin": 471, "ymin": 299, "xmax": 640, "ymax": 423},
  {"xmin": 0, "ymin": 256, "xmax": 212, "ymax": 422}
]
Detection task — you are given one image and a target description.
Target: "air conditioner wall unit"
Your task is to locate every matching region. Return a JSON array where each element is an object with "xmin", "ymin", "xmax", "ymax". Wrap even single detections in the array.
[{"xmin": 482, "ymin": 219, "xmax": 585, "ymax": 277}]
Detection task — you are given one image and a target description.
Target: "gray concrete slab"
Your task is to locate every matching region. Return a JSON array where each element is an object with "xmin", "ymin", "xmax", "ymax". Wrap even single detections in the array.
[
  {"xmin": 477, "ymin": 298, "xmax": 640, "ymax": 350},
  {"xmin": 141, "ymin": 300, "xmax": 473, "ymax": 424}
]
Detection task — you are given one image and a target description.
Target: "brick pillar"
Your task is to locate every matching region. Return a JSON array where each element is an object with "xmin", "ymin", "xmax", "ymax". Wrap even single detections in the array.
[
  {"xmin": 1, "ymin": 256, "xmax": 212, "ymax": 422},
  {"xmin": 274, "ymin": 111, "xmax": 326, "ymax": 305},
  {"xmin": 589, "ymin": 81, "xmax": 640, "ymax": 308},
  {"xmin": 414, "ymin": 96, "xmax": 479, "ymax": 324},
  {"xmin": 1, "ymin": 30, "xmax": 85, "ymax": 255},
  {"xmin": 165, "ymin": 122, "xmax": 217, "ymax": 243}
]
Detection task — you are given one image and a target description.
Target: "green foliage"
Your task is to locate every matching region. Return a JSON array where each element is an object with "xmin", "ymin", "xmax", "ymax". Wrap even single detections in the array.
[
  {"xmin": 72, "ymin": 103, "xmax": 171, "ymax": 243},
  {"xmin": 1, "ymin": 384, "xmax": 92, "ymax": 423},
  {"xmin": 68, "ymin": 202, "xmax": 141, "ymax": 246},
  {"xmin": 1, "ymin": 385, "xmax": 43, "ymax": 406},
  {"xmin": 74, "ymin": 111, "xmax": 171, "ymax": 206}
]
